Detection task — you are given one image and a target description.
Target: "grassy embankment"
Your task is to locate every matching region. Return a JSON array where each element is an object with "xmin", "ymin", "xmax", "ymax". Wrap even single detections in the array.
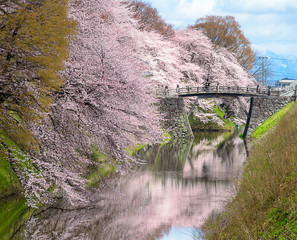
[
  {"xmin": 0, "ymin": 155, "xmax": 20, "ymax": 198},
  {"xmin": 251, "ymin": 102, "xmax": 294, "ymax": 140},
  {"xmin": 85, "ymin": 130, "xmax": 171, "ymax": 189},
  {"xmin": 0, "ymin": 133, "xmax": 24, "ymax": 198},
  {"xmin": 0, "ymin": 133, "xmax": 31, "ymax": 239},
  {"xmin": 0, "ymin": 132, "xmax": 171, "ymax": 236},
  {"xmin": 202, "ymin": 102, "xmax": 297, "ymax": 239},
  {"xmin": 0, "ymin": 197, "xmax": 28, "ymax": 240}
]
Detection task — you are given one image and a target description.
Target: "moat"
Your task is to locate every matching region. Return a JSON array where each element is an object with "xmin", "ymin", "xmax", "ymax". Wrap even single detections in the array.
[{"xmin": 2, "ymin": 130, "xmax": 247, "ymax": 239}]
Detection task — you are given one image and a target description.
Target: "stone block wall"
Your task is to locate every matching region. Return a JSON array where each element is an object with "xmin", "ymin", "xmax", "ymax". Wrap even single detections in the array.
[
  {"xmin": 159, "ymin": 96, "xmax": 294, "ymax": 138},
  {"xmin": 248, "ymin": 96, "xmax": 295, "ymax": 134},
  {"xmin": 158, "ymin": 98, "xmax": 194, "ymax": 140}
]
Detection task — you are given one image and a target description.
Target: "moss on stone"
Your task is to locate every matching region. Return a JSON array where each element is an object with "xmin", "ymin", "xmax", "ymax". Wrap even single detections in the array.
[{"xmin": 0, "ymin": 196, "xmax": 27, "ymax": 240}]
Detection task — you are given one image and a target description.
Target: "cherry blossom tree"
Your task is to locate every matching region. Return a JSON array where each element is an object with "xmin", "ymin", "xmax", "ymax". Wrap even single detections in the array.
[
  {"xmin": 172, "ymin": 29, "xmax": 256, "ymax": 123},
  {"xmin": 59, "ymin": 0, "xmax": 162, "ymax": 163},
  {"xmin": 6, "ymin": 0, "xmax": 163, "ymax": 207},
  {"xmin": 38, "ymin": 0, "xmax": 162, "ymax": 188},
  {"xmin": 174, "ymin": 29, "xmax": 255, "ymax": 87},
  {"xmin": 138, "ymin": 31, "xmax": 187, "ymax": 88},
  {"xmin": 3, "ymin": 0, "xmax": 257, "ymax": 208},
  {"xmin": 137, "ymin": 27, "xmax": 255, "ymax": 89}
]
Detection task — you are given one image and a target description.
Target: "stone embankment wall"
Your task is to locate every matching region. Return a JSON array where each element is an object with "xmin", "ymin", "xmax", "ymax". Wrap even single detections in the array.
[
  {"xmin": 159, "ymin": 96, "xmax": 295, "ymax": 138},
  {"xmin": 158, "ymin": 98, "xmax": 194, "ymax": 140},
  {"xmin": 248, "ymin": 96, "xmax": 295, "ymax": 134}
]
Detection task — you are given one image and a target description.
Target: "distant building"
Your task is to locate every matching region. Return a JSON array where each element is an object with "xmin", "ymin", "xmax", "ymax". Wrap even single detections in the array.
[{"xmin": 275, "ymin": 77, "xmax": 297, "ymax": 88}]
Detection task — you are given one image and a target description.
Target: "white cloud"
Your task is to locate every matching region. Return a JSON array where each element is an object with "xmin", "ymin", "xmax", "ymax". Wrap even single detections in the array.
[
  {"xmin": 244, "ymin": 21, "xmax": 292, "ymax": 40},
  {"xmin": 228, "ymin": 0, "xmax": 297, "ymax": 12},
  {"xmin": 147, "ymin": 0, "xmax": 171, "ymax": 9},
  {"xmin": 252, "ymin": 42, "xmax": 297, "ymax": 57},
  {"xmin": 146, "ymin": 0, "xmax": 297, "ymax": 58},
  {"xmin": 175, "ymin": 0, "xmax": 218, "ymax": 19},
  {"xmin": 167, "ymin": 20, "xmax": 185, "ymax": 29}
]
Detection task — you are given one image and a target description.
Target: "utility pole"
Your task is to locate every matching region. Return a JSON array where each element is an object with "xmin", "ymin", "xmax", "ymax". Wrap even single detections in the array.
[
  {"xmin": 261, "ymin": 56, "xmax": 265, "ymax": 86},
  {"xmin": 260, "ymin": 56, "xmax": 270, "ymax": 86}
]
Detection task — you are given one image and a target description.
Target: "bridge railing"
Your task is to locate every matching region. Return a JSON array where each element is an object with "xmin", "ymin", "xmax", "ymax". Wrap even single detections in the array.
[
  {"xmin": 277, "ymin": 83, "xmax": 297, "ymax": 96},
  {"xmin": 160, "ymin": 85, "xmax": 274, "ymax": 97},
  {"xmin": 280, "ymin": 83, "xmax": 297, "ymax": 92}
]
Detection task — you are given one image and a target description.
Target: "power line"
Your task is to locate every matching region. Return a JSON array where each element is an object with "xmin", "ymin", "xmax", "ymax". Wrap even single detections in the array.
[
  {"xmin": 270, "ymin": 73, "xmax": 297, "ymax": 78},
  {"xmin": 270, "ymin": 71, "xmax": 297, "ymax": 76},
  {"xmin": 272, "ymin": 73, "xmax": 297, "ymax": 77},
  {"xmin": 271, "ymin": 70, "xmax": 297, "ymax": 74},
  {"xmin": 254, "ymin": 56, "xmax": 297, "ymax": 85},
  {"xmin": 269, "ymin": 57, "xmax": 297, "ymax": 62},
  {"xmin": 270, "ymin": 72, "xmax": 297, "ymax": 77}
]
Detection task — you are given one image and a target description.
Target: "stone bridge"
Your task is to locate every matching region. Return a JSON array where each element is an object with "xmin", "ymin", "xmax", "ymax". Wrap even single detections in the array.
[{"xmin": 158, "ymin": 85, "xmax": 297, "ymax": 139}]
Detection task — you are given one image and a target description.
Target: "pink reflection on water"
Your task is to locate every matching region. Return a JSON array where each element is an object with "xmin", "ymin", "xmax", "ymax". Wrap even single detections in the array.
[
  {"xmin": 104, "ymin": 132, "xmax": 247, "ymax": 238},
  {"xmin": 22, "ymin": 132, "xmax": 247, "ymax": 240}
]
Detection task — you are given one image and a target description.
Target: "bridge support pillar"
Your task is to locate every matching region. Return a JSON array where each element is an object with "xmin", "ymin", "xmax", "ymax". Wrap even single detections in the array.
[{"xmin": 243, "ymin": 97, "xmax": 254, "ymax": 139}]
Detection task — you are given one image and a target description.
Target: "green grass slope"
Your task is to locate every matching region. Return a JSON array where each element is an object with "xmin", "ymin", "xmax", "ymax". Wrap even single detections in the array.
[
  {"xmin": 0, "ymin": 133, "xmax": 23, "ymax": 198},
  {"xmin": 251, "ymin": 102, "xmax": 294, "ymax": 139},
  {"xmin": 0, "ymin": 197, "xmax": 27, "ymax": 240}
]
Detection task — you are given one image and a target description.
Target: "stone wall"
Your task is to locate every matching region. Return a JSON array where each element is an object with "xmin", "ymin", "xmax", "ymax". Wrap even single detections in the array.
[
  {"xmin": 158, "ymin": 98, "xmax": 194, "ymax": 140},
  {"xmin": 248, "ymin": 96, "xmax": 295, "ymax": 134},
  {"xmin": 159, "ymin": 96, "xmax": 295, "ymax": 139}
]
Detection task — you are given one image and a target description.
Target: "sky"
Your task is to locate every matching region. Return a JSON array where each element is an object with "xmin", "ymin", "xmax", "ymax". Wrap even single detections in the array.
[{"xmin": 145, "ymin": 0, "xmax": 297, "ymax": 59}]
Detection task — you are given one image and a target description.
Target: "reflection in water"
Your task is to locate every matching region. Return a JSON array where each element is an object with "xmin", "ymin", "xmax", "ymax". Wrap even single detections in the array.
[
  {"xmin": 21, "ymin": 130, "xmax": 246, "ymax": 240},
  {"xmin": 158, "ymin": 227, "xmax": 197, "ymax": 240}
]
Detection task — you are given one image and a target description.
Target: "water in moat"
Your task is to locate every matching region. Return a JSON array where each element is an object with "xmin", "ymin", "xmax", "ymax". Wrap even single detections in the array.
[{"xmin": 13, "ymin": 130, "xmax": 247, "ymax": 239}]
